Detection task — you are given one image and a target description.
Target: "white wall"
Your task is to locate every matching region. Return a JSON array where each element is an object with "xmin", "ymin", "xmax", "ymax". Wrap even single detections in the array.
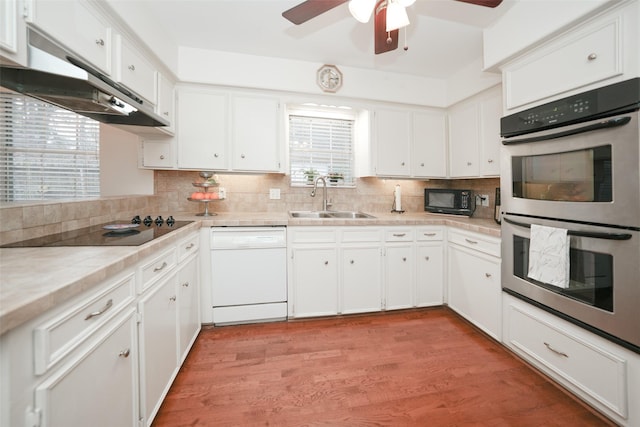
[{"xmin": 99, "ymin": 124, "xmax": 154, "ymax": 196}]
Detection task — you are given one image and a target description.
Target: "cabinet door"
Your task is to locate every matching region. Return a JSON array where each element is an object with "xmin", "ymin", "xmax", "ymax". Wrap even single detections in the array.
[
  {"xmin": 341, "ymin": 246, "xmax": 382, "ymax": 314},
  {"xmin": 447, "ymin": 245, "xmax": 501, "ymax": 340},
  {"xmin": 479, "ymin": 93, "xmax": 502, "ymax": 176},
  {"xmin": 157, "ymin": 73, "xmax": 175, "ymax": 134},
  {"xmin": 412, "ymin": 111, "xmax": 447, "ymax": 178},
  {"xmin": 415, "ymin": 243, "xmax": 444, "ymax": 307},
  {"xmin": 177, "ymin": 88, "xmax": 228, "ymax": 170},
  {"xmin": 29, "ymin": 0, "xmax": 112, "ymax": 75},
  {"xmin": 142, "ymin": 138, "xmax": 175, "ymax": 169},
  {"xmin": 35, "ymin": 309, "xmax": 138, "ymax": 427},
  {"xmin": 375, "ymin": 109, "xmax": 410, "ymax": 176},
  {"xmin": 1, "ymin": 0, "xmax": 27, "ymax": 66},
  {"xmin": 177, "ymin": 255, "xmax": 200, "ymax": 364},
  {"xmin": 449, "ymin": 103, "xmax": 480, "ymax": 178},
  {"xmin": 385, "ymin": 245, "xmax": 414, "ymax": 310},
  {"xmin": 139, "ymin": 273, "xmax": 179, "ymax": 425},
  {"xmin": 291, "ymin": 247, "xmax": 338, "ymax": 317},
  {"xmin": 231, "ymin": 95, "xmax": 281, "ymax": 172},
  {"xmin": 116, "ymin": 35, "xmax": 157, "ymax": 104}
]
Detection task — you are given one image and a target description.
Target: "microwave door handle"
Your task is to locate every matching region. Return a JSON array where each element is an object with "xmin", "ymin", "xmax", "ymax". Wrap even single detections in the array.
[
  {"xmin": 502, "ymin": 217, "xmax": 632, "ymax": 241},
  {"xmin": 502, "ymin": 116, "xmax": 632, "ymax": 145}
]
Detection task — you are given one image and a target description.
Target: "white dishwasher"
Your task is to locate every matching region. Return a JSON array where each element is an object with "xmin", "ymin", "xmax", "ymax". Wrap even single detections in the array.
[{"xmin": 211, "ymin": 226, "xmax": 287, "ymax": 325}]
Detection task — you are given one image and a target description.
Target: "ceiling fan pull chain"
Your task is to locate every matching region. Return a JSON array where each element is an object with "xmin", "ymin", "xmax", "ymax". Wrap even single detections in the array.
[{"xmin": 403, "ymin": 27, "xmax": 408, "ymax": 51}]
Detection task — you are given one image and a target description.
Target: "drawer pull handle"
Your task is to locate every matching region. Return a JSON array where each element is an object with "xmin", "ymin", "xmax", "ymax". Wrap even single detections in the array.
[
  {"xmin": 423, "ymin": 232, "xmax": 436, "ymax": 237},
  {"xmin": 465, "ymin": 238, "xmax": 478, "ymax": 244},
  {"xmin": 154, "ymin": 262, "xmax": 168, "ymax": 272},
  {"xmin": 393, "ymin": 233, "xmax": 406, "ymax": 237},
  {"xmin": 488, "ymin": 159, "xmax": 494, "ymax": 163},
  {"xmin": 84, "ymin": 299, "xmax": 113, "ymax": 320},
  {"xmin": 182, "ymin": 282, "xmax": 190, "ymax": 287},
  {"xmin": 119, "ymin": 349, "xmax": 130, "ymax": 358},
  {"xmin": 169, "ymin": 295, "xmax": 177, "ymax": 302},
  {"xmin": 185, "ymin": 243, "xmax": 195, "ymax": 250},
  {"xmin": 587, "ymin": 53, "xmax": 597, "ymax": 61},
  {"xmin": 544, "ymin": 342, "xmax": 569, "ymax": 358}
]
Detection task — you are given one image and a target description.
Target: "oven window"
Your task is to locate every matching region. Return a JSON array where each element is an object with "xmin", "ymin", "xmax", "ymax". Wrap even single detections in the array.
[
  {"xmin": 512, "ymin": 145, "xmax": 612, "ymax": 202},
  {"xmin": 513, "ymin": 235, "xmax": 613, "ymax": 312}
]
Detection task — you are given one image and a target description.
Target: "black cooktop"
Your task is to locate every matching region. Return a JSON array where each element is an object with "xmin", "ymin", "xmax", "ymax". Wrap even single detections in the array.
[{"xmin": 1, "ymin": 220, "xmax": 193, "ymax": 248}]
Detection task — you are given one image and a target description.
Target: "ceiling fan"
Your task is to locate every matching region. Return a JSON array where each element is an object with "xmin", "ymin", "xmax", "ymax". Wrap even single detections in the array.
[{"xmin": 282, "ymin": 0, "xmax": 503, "ymax": 55}]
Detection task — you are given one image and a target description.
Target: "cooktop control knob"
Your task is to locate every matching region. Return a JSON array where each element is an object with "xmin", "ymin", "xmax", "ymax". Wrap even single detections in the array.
[
  {"xmin": 143, "ymin": 216, "xmax": 153, "ymax": 226},
  {"xmin": 155, "ymin": 216, "xmax": 164, "ymax": 226},
  {"xmin": 166, "ymin": 216, "xmax": 175, "ymax": 226},
  {"xmin": 131, "ymin": 215, "xmax": 141, "ymax": 224}
]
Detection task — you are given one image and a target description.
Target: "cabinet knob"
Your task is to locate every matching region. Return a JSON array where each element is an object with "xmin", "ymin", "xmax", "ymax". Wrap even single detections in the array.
[
  {"xmin": 467, "ymin": 162, "xmax": 472, "ymax": 166},
  {"xmin": 487, "ymin": 159, "xmax": 494, "ymax": 163},
  {"xmin": 182, "ymin": 282, "xmax": 190, "ymax": 287},
  {"xmin": 350, "ymin": 260, "xmax": 354, "ymax": 264},
  {"xmin": 163, "ymin": 111, "xmax": 169, "ymax": 116},
  {"xmin": 95, "ymin": 38, "xmax": 104, "ymax": 46},
  {"xmin": 118, "ymin": 349, "xmax": 130, "ymax": 358},
  {"xmin": 424, "ymin": 256, "xmax": 430, "ymax": 261},
  {"xmin": 402, "ymin": 257, "xmax": 407, "ymax": 262},
  {"xmin": 587, "ymin": 53, "xmax": 597, "ymax": 61},
  {"xmin": 324, "ymin": 261, "xmax": 329, "ymax": 265},
  {"xmin": 420, "ymin": 162, "xmax": 424, "ymax": 167},
  {"xmin": 241, "ymin": 154, "xmax": 246, "ymax": 159},
  {"xmin": 214, "ymin": 153, "xmax": 219, "ymax": 158},
  {"xmin": 169, "ymin": 295, "xmax": 177, "ymax": 301},
  {"xmin": 159, "ymin": 155, "xmax": 165, "ymax": 160},
  {"xmin": 485, "ymin": 273, "xmax": 492, "ymax": 278},
  {"xmin": 128, "ymin": 64, "xmax": 136, "ymax": 71},
  {"xmin": 401, "ymin": 162, "xmax": 405, "ymax": 166}
]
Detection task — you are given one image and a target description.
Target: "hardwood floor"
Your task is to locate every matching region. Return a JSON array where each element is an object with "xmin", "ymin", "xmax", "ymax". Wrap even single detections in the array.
[{"xmin": 152, "ymin": 308, "xmax": 613, "ymax": 426}]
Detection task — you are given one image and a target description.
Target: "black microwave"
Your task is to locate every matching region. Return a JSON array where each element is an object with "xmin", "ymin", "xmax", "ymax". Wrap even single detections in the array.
[{"xmin": 424, "ymin": 189, "xmax": 475, "ymax": 216}]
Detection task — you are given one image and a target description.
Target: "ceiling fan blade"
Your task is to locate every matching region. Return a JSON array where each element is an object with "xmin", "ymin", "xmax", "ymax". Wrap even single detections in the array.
[
  {"xmin": 374, "ymin": 1, "xmax": 398, "ymax": 55},
  {"xmin": 282, "ymin": 0, "xmax": 349, "ymax": 25},
  {"xmin": 454, "ymin": 0, "xmax": 503, "ymax": 8}
]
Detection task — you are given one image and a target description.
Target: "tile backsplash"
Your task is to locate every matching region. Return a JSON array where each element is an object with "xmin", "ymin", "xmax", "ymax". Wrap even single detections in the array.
[{"xmin": 0, "ymin": 173, "xmax": 499, "ymax": 245}]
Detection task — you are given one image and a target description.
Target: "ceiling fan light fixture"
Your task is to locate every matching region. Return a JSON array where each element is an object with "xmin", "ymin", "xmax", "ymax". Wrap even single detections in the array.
[
  {"xmin": 385, "ymin": 0, "xmax": 410, "ymax": 32},
  {"xmin": 349, "ymin": 0, "xmax": 376, "ymax": 23}
]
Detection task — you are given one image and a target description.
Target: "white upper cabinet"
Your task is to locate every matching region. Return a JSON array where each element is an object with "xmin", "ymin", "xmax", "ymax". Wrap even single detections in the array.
[
  {"xmin": 374, "ymin": 109, "xmax": 411, "ymax": 177},
  {"xmin": 28, "ymin": 0, "xmax": 112, "ymax": 75},
  {"xmin": 0, "ymin": 0, "xmax": 27, "ymax": 66},
  {"xmin": 479, "ymin": 90, "xmax": 502, "ymax": 176},
  {"xmin": 156, "ymin": 73, "xmax": 176, "ymax": 134},
  {"xmin": 412, "ymin": 111, "xmax": 447, "ymax": 178},
  {"xmin": 230, "ymin": 95, "xmax": 281, "ymax": 172},
  {"xmin": 115, "ymin": 35, "xmax": 157, "ymax": 105},
  {"xmin": 502, "ymin": 1, "xmax": 638, "ymax": 111},
  {"xmin": 176, "ymin": 87, "xmax": 228, "ymax": 170}
]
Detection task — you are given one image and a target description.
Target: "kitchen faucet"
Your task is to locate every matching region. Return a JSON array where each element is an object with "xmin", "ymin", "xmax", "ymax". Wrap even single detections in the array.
[{"xmin": 311, "ymin": 176, "xmax": 330, "ymax": 211}]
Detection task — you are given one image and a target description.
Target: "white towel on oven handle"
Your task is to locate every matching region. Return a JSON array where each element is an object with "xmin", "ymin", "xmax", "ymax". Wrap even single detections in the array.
[{"xmin": 527, "ymin": 224, "xmax": 570, "ymax": 289}]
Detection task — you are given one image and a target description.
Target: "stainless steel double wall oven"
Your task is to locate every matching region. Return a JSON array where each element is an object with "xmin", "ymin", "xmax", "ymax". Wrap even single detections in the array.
[{"xmin": 500, "ymin": 78, "xmax": 640, "ymax": 353}]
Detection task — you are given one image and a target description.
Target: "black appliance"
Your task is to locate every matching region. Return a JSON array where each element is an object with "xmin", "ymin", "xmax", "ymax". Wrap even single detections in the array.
[
  {"xmin": 1, "ymin": 216, "xmax": 191, "ymax": 247},
  {"xmin": 424, "ymin": 188, "xmax": 474, "ymax": 216}
]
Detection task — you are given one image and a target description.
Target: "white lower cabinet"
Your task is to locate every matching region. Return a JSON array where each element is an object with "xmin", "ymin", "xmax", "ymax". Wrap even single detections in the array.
[
  {"xmin": 503, "ymin": 293, "xmax": 639, "ymax": 426},
  {"xmin": 34, "ymin": 308, "xmax": 138, "ymax": 427},
  {"xmin": 447, "ymin": 229, "xmax": 501, "ymax": 340},
  {"xmin": 177, "ymin": 255, "xmax": 200, "ymax": 363},
  {"xmin": 138, "ymin": 271, "xmax": 179, "ymax": 425},
  {"xmin": 415, "ymin": 227, "xmax": 445, "ymax": 307},
  {"xmin": 290, "ymin": 246, "xmax": 339, "ymax": 317}
]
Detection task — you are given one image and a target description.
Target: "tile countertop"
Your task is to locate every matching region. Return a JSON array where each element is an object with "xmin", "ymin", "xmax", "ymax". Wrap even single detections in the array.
[{"xmin": 0, "ymin": 212, "xmax": 500, "ymax": 336}]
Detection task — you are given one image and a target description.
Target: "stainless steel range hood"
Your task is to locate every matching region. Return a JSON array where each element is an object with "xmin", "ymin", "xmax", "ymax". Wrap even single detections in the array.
[{"xmin": 0, "ymin": 30, "xmax": 168, "ymax": 127}]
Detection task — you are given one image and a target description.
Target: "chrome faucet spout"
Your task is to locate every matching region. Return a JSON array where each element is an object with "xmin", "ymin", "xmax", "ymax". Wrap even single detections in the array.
[{"xmin": 311, "ymin": 176, "xmax": 329, "ymax": 211}]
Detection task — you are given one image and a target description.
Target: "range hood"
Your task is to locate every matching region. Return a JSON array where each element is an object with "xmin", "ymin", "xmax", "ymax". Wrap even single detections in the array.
[{"xmin": 0, "ymin": 30, "xmax": 168, "ymax": 127}]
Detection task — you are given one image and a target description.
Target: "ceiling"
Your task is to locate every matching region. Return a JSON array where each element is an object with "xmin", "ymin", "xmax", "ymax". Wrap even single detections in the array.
[{"xmin": 141, "ymin": 0, "xmax": 515, "ymax": 79}]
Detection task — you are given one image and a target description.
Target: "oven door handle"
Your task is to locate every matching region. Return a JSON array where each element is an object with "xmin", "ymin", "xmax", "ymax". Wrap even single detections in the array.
[
  {"xmin": 502, "ymin": 217, "xmax": 633, "ymax": 240},
  {"xmin": 502, "ymin": 116, "xmax": 631, "ymax": 145}
]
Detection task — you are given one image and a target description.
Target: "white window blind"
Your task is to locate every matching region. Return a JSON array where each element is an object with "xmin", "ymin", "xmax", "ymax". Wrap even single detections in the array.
[
  {"xmin": 288, "ymin": 113, "xmax": 355, "ymax": 186},
  {"xmin": 0, "ymin": 93, "xmax": 100, "ymax": 201}
]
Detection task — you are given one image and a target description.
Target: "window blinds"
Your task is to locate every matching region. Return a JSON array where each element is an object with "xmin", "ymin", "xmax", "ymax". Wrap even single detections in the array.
[
  {"xmin": 288, "ymin": 114, "xmax": 354, "ymax": 186},
  {"xmin": 0, "ymin": 93, "xmax": 100, "ymax": 201}
]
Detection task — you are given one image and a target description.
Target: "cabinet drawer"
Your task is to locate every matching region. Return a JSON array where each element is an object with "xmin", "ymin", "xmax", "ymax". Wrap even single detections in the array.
[
  {"xmin": 139, "ymin": 247, "xmax": 177, "ymax": 292},
  {"xmin": 341, "ymin": 228, "xmax": 382, "ymax": 243},
  {"xmin": 506, "ymin": 301, "xmax": 628, "ymax": 418},
  {"xmin": 116, "ymin": 35, "xmax": 157, "ymax": 104},
  {"xmin": 177, "ymin": 232, "xmax": 199, "ymax": 262},
  {"xmin": 289, "ymin": 228, "xmax": 337, "ymax": 244},
  {"xmin": 505, "ymin": 17, "xmax": 621, "ymax": 109},
  {"xmin": 448, "ymin": 229, "xmax": 500, "ymax": 257},
  {"xmin": 33, "ymin": 273, "xmax": 135, "ymax": 375},
  {"xmin": 385, "ymin": 228, "xmax": 414, "ymax": 242},
  {"xmin": 415, "ymin": 227, "xmax": 444, "ymax": 241}
]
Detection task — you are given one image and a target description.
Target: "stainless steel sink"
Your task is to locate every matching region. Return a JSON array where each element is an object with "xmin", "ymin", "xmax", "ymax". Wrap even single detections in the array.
[{"xmin": 289, "ymin": 211, "xmax": 376, "ymax": 219}]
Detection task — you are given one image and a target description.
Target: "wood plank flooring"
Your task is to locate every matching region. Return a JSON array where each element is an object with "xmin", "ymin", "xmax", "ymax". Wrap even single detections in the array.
[{"xmin": 152, "ymin": 308, "xmax": 613, "ymax": 426}]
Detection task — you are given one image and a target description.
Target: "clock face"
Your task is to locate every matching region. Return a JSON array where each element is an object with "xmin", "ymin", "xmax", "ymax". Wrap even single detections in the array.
[{"xmin": 317, "ymin": 65, "xmax": 342, "ymax": 93}]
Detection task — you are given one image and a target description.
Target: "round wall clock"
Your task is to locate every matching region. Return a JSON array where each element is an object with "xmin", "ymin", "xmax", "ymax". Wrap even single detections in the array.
[{"xmin": 317, "ymin": 64, "xmax": 343, "ymax": 93}]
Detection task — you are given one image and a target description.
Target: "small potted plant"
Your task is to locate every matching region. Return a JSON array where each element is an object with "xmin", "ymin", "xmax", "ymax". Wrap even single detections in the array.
[
  {"xmin": 327, "ymin": 171, "xmax": 344, "ymax": 184},
  {"xmin": 303, "ymin": 168, "xmax": 318, "ymax": 184}
]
